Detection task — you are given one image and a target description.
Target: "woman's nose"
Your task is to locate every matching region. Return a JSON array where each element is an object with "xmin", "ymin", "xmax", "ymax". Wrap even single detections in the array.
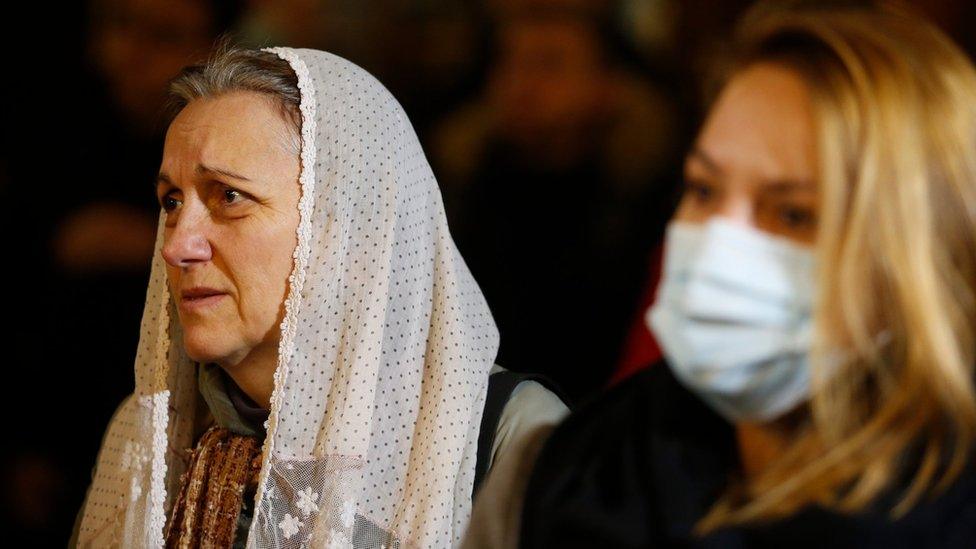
[
  {"xmin": 715, "ymin": 193, "xmax": 756, "ymax": 229},
  {"xmin": 161, "ymin": 215, "xmax": 213, "ymax": 268}
]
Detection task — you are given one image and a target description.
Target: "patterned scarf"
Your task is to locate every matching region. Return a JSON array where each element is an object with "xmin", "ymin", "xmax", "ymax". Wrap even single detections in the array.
[{"xmin": 165, "ymin": 427, "xmax": 262, "ymax": 548}]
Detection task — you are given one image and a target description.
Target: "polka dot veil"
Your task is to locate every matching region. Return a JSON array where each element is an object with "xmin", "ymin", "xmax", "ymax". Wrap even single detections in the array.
[{"xmin": 77, "ymin": 48, "xmax": 500, "ymax": 548}]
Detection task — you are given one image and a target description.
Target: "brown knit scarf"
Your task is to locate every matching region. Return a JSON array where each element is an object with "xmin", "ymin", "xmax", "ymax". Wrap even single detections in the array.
[{"xmin": 165, "ymin": 427, "xmax": 263, "ymax": 548}]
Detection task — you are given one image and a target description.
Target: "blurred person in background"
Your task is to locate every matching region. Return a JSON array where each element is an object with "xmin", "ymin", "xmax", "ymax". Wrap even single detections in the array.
[
  {"xmin": 233, "ymin": 0, "xmax": 486, "ymax": 138},
  {"xmin": 463, "ymin": 2, "xmax": 976, "ymax": 547},
  {"xmin": 57, "ymin": 0, "xmax": 243, "ymax": 273},
  {"xmin": 432, "ymin": 3, "xmax": 685, "ymax": 402},
  {"xmin": 0, "ymin": 0, "xmax": 240, "ymax": 544}
]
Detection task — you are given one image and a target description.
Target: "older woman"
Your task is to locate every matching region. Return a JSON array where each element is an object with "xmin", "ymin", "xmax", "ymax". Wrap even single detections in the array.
[
  {"xmin": 74, "ymin": 45, "xmax": 567, "ymax": 548},
  {"xmin": 463, "ymin": 3, "xmax": 976, "ymax": 548}
]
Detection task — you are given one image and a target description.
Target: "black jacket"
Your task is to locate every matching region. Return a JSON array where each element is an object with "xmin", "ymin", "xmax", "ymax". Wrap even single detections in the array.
[{"xmin": 519, "ymin": 364, "xmax": 976, "ymax": 548}]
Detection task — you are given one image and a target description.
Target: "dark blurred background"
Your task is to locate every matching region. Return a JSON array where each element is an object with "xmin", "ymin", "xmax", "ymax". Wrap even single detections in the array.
[{"xmin": 0, "ymin": 0, "xmax": 972, "ymax": 544}]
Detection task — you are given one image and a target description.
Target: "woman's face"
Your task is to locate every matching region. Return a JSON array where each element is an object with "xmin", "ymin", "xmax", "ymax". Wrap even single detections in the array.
[
  {"xmin": 676, "ymin": 63, "xmax": 819, "ymax": 245},
  {"xmin": 158, "ymin": 92, "xmax": 301, "ymax": 368}
]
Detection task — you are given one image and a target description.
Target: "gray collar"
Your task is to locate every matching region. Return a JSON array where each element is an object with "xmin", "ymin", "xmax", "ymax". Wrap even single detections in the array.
[{"xmin": 197, "ymin": 363, "xmax": 268, "ymax": 437}]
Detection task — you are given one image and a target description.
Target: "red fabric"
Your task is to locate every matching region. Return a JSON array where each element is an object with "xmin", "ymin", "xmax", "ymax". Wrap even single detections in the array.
[{"xmin": 610, "ymin": 244, "xmax": 664, "ymax": 385}]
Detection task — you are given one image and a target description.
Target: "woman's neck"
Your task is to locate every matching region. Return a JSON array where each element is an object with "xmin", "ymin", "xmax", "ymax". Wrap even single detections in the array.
[
  {"xmin": 735, "ymin": 422, "xmax": 790, "ymax": 479},
  {"xmin": 218, "ymin": 348, "xmax": 277, "ymax": 410}
]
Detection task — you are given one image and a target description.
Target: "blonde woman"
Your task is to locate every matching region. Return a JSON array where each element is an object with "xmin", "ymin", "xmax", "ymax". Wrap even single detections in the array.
[{"xmin": 463, "ymin": 2, "xmax": 976, "ymax": 547}]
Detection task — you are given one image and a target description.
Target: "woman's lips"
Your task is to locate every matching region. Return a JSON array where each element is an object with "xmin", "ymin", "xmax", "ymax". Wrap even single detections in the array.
[{"xmin": 179, "ymin": 287, "xmax": 227, "ymax": 312}]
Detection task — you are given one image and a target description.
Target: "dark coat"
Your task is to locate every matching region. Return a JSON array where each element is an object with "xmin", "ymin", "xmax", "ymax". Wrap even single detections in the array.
[{"xmin": 519, "ymin": 364, "xmax": 976, "ymax": 548}]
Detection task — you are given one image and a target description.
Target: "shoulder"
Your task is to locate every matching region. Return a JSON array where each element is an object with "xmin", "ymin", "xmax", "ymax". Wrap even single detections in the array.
[
  {"xmin": 489, "ymin": 365, "xmax": 690, "ymax": 469},
  {"xmin": 541, "ymin": 363, "xmax": 703, "ymax": 449},
  {"xmin": 488, "ymin": 367, "xmax": 570, "ymax": 471},
  {"xmin": 518, "ymin": 363, "xmax": 737, "ymax": 547},
  {"xmin": 463, "ymin": 424, "xmax": 556, "ymax": 549},
  {"xmin": 503, "ymin": 376, "xmax": 570, "ymax": 426}
]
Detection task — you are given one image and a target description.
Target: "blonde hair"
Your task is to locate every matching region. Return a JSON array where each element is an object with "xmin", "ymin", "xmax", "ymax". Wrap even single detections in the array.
[{"xmin": 699, "ymin": 1, "xmax": 976, "ymax": 532}]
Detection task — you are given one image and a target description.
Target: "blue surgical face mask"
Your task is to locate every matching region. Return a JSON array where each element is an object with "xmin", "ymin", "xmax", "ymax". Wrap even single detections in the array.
[{"xmin": 647, "ymin": 219, "xmax": 816, "ymax": 423}]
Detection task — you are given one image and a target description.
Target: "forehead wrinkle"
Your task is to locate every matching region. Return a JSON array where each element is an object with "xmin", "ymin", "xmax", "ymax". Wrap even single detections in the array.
[
  {"xmin": 197, "ymin": 163, "xmax": 253, "ymax": 182},
  {"xmin": 696, "ymin": 66, "xmax": 816, "ymax": 190},
  {"xmin": 163, "ymin": 94, "xmax": 301, "ymax": 191}
]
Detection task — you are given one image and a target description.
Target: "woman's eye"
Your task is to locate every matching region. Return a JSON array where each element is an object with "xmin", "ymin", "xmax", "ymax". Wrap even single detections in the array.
[
  {"xmin": 779, "ymin": 205, "xmax": 816, "ymax": 228},
  {"xmin": 683, "ymin": 180, "xmax": 715, "ymax": 204},
  {"xmin": 223, "ymin": 188, "xmax": 243, "ymax": 204},
  {"xmin": 161, "ymin": 195, "xmax": 182, "ymax": 212}
]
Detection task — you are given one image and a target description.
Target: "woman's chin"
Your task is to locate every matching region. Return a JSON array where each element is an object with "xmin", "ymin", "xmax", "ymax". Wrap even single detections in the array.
[
  {"xmin": 183, "ymin": 346, "xmax": 224, "ymax": 365},
  {"xmin": 181, "ymin": 333, "xmax": 233, "ymax": 365}
]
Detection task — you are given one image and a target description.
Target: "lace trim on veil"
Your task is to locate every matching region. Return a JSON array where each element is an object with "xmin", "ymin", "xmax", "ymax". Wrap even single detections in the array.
[{"xmin": 249, "ymin": 46, "xmax": 319, "ymax": 542}]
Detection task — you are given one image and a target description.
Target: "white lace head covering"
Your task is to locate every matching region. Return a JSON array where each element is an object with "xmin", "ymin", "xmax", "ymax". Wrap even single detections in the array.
[{"xmin": 77, "ymin": 48, "xmax": 500, "ymax": 548}]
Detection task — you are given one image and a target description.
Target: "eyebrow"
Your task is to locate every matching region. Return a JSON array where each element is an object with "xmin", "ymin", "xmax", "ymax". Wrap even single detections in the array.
[
  {"xmin": 155, "ymin": 172, "xmax": 172, "ymax": 187},
  {"xmin": 155, "ymin": 164, "xmax": 253, "ymax": 187},
  {"xmin": 761, "ymin": 180, "xmax": 815, "ymax": 194},
  {"xmin": 686, "ymin": 147, "xmax": 814, "ymax": 192},
  {"xmin": 197, "ymin": 164, "xmax": 253, "ymax": 182},
  {"xmin": 685, "ymin": 147, "xmax": 723, "ymax": 175}
]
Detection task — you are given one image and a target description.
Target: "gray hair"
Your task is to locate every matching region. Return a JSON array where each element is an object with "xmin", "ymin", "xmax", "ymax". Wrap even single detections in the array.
[{"xmin": 167, "ymin": 40, "xmax": 301, "ymax": 152}]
